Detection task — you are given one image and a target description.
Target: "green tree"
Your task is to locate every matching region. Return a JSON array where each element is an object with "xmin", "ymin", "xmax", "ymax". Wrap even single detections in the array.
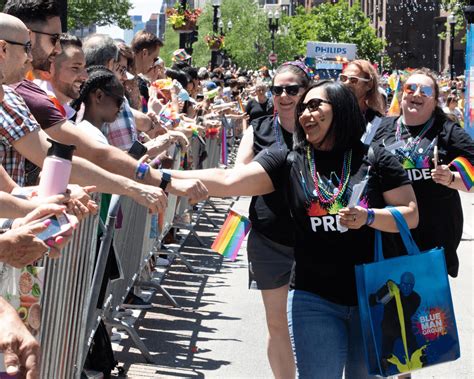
[
  {"xmin": 286, "ymin": 1, "xmax": 385, "ymax": 63},
  {"xmin": 68, "ymin": 0, "xmax": 133, "ymax": 30},
  {"xmin": 440, "ymin": 0, "xmax": 467, "ymax": 40}
]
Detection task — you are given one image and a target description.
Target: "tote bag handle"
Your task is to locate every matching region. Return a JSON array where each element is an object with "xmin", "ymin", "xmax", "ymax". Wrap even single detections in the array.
[{"xmin": 374, "ymin": 207, "xmax": 420, "ymax": 262}]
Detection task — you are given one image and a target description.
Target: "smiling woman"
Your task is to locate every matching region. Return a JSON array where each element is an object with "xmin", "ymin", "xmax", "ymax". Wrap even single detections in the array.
[{"xmin": 373, "ymin": 67, "xmax": 474, "ymax": 281}]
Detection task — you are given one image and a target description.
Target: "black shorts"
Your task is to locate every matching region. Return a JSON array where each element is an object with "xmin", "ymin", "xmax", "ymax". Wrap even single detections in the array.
[{"xmin": 247, "ymin": 229, "xmax": 294, "ymax": 290}]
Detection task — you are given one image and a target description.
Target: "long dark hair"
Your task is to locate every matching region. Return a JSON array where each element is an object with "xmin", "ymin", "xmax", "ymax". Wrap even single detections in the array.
[
  {"xmin": 71, "ymin": 66, "xmax": 123, "ymax": 111},
  {"xmin": 293, "ymin": 81, "xmax": 366, "ymax": 151}
]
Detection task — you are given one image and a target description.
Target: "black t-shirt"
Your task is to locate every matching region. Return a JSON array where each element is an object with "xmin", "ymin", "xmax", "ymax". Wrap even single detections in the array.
[
  {"xmin": 255, "ymin": 142, "xmax": 410, "ymax": 305},
  {"xmin": 364, "ymin": 107, "xmax": 382, "ymax": 125},
  {"xmin": 373, "ymin": 116, "xmax": 474, "ymax": 277},
  {"xmin": 249, "ymin": 115, "xmax": 295, "ymax": 246},
  {"xmin": 245, "ymin": 97, "xmax": 273, "ymax": 124}
]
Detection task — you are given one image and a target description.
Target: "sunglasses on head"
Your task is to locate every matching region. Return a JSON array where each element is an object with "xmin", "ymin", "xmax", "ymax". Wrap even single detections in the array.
[
  {"xmin": 30, "ymin": 29, "xmax": 61, "ymax": 46},
  {"xmin": 339, "ymin": 74, "xmax": 371, "ymax": 84},
  {"xmin": 102, "ymin": 90, "xmax": 124, "ymax": 109},
  {"xmin": 297, "ymin": 98, "xmax": 331, "ymax": 114},
  {"xmin": 4, "ymin": 39, "xmax": 32, "ymax": 55},
  {"xmin": 270, "ymin": 84, "xmax": 301, "ymax": 96},
  {"xmin": 403, "ymin": 83, "xmax": 434, "ymax": 97}
]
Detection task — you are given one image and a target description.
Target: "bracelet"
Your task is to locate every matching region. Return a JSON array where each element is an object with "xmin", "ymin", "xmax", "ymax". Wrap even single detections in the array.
[
  {"xmin": 0, "ymin": 218, "xmax": 14, "ymax": 230},
  {"xmin": 366, "ymin": 208, "xmax": 375, "ymax": 226},
  {"xmin": 135, "ymin": 162, "xmax": 150, "ymax": 181},
  {"xmin": 151, "ymin": 157, "xmax": 162, "ymax": 169}
]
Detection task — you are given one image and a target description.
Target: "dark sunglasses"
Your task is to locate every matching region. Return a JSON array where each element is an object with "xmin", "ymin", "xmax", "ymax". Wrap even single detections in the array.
[
  {"xmin": 4, "ymin": 39, "xmax": 32, "ymax": 54},
  {"xmin": 102, "ymin": 90, "xmax": 125, "ymax": 109},
  {"xmin": 270, "ymin": 84, "xmax": 301, "ymax": 96},
  {"xmin": 30, "ymin": 29, "xmax": 60, "ymax": 46},
  {"xmin": 339, "ymin": 74, "xmax": 371, "ymax": 84},
  {"xmin": 403, "ymin": 83, "xmax": 434, "ymax": 97},
  {"xmin": 298, "ymin": 98, "xmax": 331, "ymax": 114}
]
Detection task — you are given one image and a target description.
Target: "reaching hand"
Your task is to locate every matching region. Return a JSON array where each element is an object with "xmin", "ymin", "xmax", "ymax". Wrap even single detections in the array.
[
  {"xmin": 0, "ymin": 297, "xmax": 40, "ymax": 379},
  {"xmin": 170, "ymin": 178, "xmax": 208, "ymax": 204},
  {"xmin": 132, "ymin": 184, "xmax": 168, "ymax": 213}
]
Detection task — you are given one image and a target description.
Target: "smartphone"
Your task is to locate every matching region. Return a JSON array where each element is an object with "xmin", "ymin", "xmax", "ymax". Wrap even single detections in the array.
[
  {"xmin": 128, "ymin": 140, "xmax": 148, "ymax": 160},
  {"xmin": 36, "ymin": 213, "xmax": 72, "ymax": 241}
]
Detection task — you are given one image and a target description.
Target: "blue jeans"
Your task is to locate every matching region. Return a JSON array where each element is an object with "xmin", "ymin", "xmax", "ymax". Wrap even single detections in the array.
[{"xmin": 288, "ymin": 290, "xmax": 378, "ymax": 379}]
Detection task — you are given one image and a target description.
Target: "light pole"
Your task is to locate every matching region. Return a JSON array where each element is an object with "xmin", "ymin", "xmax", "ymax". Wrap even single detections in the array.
[
  {"xmin": 267, "ymin": 9, "xmax": 280, "ymax": 54},
  {"xmin": 448, "ymin": 12, "xmax": 456, "ymax": 80},
  {"xmin": 211, "ymin": 0, "xmax": 222, "ymax": 70}
]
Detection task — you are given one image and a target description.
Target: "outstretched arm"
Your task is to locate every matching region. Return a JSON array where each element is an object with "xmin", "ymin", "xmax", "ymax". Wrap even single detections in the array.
[{"xmin": 168, "ymin": 161, "xmax": 275, "ymax": 198}]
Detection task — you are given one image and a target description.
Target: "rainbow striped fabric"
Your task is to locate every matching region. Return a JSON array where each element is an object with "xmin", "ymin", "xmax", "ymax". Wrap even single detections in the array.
[
  {"xmin": 211, "ymin": 209, "xmax": 251, "ymax": 261},
  {"xmin": 449, "ymin": 157, "xmax": 474, "ymax": 190}
]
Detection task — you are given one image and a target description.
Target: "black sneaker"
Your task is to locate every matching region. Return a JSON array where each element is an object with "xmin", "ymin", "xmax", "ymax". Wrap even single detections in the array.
[{"xmin": 122, "ymin": 292, "xmax": 152, "ymax": 309}]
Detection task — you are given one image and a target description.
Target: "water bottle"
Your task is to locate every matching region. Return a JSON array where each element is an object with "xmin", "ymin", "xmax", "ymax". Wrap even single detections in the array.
[{"xmin": 38, "ymin": 138, "xmax": 76, "ymax": 198}]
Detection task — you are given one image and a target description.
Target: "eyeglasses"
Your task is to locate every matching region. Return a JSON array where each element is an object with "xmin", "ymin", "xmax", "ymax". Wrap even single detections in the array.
[
  {"xmin": 30, "ymin": 29, "xmax": 60, "ymax": 46},
  {"xmin": 339, "ymin": 74, "xmax": 371, "ymax": 84},
  {"xmin": 102, "ymin": 90, "xmax": 125, "ymax": 109},
  {"xmin": 270, "ymin": 84, "xmax": 301, "ymax": 96},
  {"xmin": 402, "ymin": 83, "xmax": 434, "ymax": 97},
  {"xmin": 4, "ymin": 39, "xmax": 32, "ymax": 54},
  {"xmin": 297, "ymin": 98, "xmax": 331, "ymax": 114}
]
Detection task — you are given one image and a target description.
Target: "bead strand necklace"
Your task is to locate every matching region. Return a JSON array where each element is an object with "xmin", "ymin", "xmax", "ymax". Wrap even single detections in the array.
[
  {"xmin": 306, "ymin": 146, "xmax": 352, "ymax": 204},
  {"xmin": 395, "ymin": 116, "xmax": 434, "ymax": 152},
  {"xmin": 273, "ymin": 112, "xmax": 282, "ymax": 148}
]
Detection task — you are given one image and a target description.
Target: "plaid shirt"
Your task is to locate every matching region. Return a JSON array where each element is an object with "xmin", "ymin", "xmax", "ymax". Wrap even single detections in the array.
[
  {"xmin": 100, "ymin": 97, "xmax": 137, "ymax": 150},
  {"xmin": 0, "ymin": 86, "xmax": 40, "ymax": 186}
]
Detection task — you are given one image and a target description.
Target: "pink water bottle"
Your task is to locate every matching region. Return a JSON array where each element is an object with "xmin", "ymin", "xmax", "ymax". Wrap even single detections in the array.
[{"xmin": 38, "ymin": 138, "xmax": 76, "ymax": 198}]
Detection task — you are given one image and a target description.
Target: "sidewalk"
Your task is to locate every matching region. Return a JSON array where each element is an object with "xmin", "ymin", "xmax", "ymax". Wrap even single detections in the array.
[{"xmin": 114, "ymin": 194, "xmax": 474, "ymax": 379}]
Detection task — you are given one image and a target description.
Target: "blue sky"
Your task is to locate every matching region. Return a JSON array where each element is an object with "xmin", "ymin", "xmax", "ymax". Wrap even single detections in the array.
[{"xmin": 96, "ymin": 0, "xmax": 163, "ymax": 38}]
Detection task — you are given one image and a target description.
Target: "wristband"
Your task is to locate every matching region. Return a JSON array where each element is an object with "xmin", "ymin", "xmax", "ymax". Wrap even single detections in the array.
[
  {"xmin": 135, "ymin": 162, "xmax": 150, "ymax": 181},
  {"xmin": 151, "ymin": 157, "xmax": 162, "ymax": 169},
  {"xmin": 366, "ymin": 208, "xmax": 375, "ymax": 226}
]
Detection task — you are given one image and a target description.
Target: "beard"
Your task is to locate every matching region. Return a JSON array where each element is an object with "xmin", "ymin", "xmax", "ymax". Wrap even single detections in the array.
[{"xmin": 32, "ymin": 49, "xmax": 53, "ymax": 72}]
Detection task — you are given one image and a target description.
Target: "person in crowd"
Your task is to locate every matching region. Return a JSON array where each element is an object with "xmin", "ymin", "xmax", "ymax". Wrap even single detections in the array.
[
  {"xmin": 340, "ymin": 59, "xmax": 385, "ymax": 124},
  {"xmin": 244, "ymin": 80, "xmax": 274, "ymax": 124},
  {"xmin": 443, "ymin": 94, "xmax": 463, "ymax": 124},
  {"xmin": 131, "ymin": 30, "xmax": 163, "ymax": 77},
  {"xmin": 1, "ymin": 4, "xmax": 207, "ymax": 204},
  {"xmin": 167, "ymin": 80, "xmax": 418, "ymax": 378},
  {"xmin": 231, "ymin": 61, "xmax": 312, "ymax": 379},
  {"xmin": 373, "ymin": 68, "xmax": 474, "ymax": 280},
  {"xmin": 0, "ymin": 296, "xmax": 39, "ymax": 378}
]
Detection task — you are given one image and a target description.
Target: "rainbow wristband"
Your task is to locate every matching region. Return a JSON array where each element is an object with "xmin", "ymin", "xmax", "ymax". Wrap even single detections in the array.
[
  {"xmin": 135, "ymin": 162, "xmax": 150, "ymax": 181},
  {"xmin": 366, "ymin": 208, "xmax": 375, "ymax": 226}
]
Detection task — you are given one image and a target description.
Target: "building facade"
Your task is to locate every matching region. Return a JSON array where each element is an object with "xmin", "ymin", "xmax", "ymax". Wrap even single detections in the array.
[{"xmin": 124, "ymin": 15, "xmax": 145, "ymax": 44}]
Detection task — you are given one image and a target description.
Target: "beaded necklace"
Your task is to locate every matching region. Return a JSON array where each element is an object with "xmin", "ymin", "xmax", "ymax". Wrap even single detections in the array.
[
  {"xmin": 273, "ymin": 112, "xmax": 283, "ymax": 148},
  {"xmin": 395, "ymin": 116, "xmax": 434, "ymax": 152},
  {"xmin": 305, "ymin": 146, "xmax": 352, "ymax": 204}
]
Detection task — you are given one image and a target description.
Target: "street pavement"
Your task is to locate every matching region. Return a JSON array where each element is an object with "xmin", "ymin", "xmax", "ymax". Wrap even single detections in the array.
[{"xmin": 113, "ymin": 193, "xmax": 473, "ymax": 379}]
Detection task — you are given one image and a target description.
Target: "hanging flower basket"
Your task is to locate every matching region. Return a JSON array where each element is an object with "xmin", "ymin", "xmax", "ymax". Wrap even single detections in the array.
[
  {"xmin": 204, "ymin": 34, "xmax": 225, "ymax": 51},
  {"xmin": 166, "ymin": 4, "xmax": 201, "ymax": 33}
]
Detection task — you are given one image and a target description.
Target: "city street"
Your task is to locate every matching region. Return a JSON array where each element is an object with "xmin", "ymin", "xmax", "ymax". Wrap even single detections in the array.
[{"xmin": 113, "ymin": 194, "xmax": 473, "ymax": 379}]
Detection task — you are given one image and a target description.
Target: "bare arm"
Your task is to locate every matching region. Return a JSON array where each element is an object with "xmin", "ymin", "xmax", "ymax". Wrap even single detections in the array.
[
  {"xmin": 339, "ymin": 184, "xmax": 418, "ymax": 232},
  {"xmin": 0, "ymin": 192, "xmax": 36, "ymax": 218},
  {"xmin": 169, "ymin": 161, "xmax": 275, "ymax": 197},
  {"xmin": 0, "ymin": 166, "xmax": 19, "ymax": 193},
  {"xmin": 234, "ymin": 126, "xmax": 255, "ymax": 166}
]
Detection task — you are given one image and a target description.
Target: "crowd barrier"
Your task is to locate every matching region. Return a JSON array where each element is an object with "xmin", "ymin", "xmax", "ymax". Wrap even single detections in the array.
[{"xmin": 35, "ymin": 127, "xmax": 239, "ymax": 378}]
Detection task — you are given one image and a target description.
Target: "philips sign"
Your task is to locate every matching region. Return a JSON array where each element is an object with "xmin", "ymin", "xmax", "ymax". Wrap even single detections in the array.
[{"xmin": 306, "ymin": 41, "xmax": 357, "ymax": 60}]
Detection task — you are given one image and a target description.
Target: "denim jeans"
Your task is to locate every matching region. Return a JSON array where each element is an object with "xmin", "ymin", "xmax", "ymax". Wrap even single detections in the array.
[{"xmin": 288, "ymin": 290, "xmax": 378, "ymax": 379}]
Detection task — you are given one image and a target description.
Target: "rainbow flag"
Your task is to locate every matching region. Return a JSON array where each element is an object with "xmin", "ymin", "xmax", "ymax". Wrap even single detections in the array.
[
  {"xmin": 449, "ymin": 157, "xmax": 474, "ymax": 190},
  {"xmin": 237, "ymin": 97, "xmax": 245, "ymax": 113},
  {"xmin": 388, "ymin": 77, "xmax": 401, "ymax": 116},
  {"xmin": 211, "ymin": 209, "xmax": 251, "ymax": 261}
]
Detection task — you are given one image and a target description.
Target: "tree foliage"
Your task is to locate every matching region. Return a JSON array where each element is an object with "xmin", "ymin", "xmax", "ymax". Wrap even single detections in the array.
[
  {"xmin": 440, "ymin": 0, "xmax": 467, "ymax": 40},
  {"xmin": 286, "ymin": 2, "xmax": 385, "ymax": 63},
  {"xmin": 68, "ymin": 0, "xmax": 133, "ymax": 30}
]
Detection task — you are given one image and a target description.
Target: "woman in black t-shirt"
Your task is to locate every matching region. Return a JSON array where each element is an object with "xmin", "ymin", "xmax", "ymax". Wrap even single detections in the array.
[
  {"xmin": 234, "ymin": 61, "xmax": 311, "ymax": 379},
  {"xmin": 373, "ymin": 68, "xmax": 474, "ymax": 278},
  {"xmin": 244, "ymin": 81, "xmax": 274, "ymax": 124},
  {"xmin": 169, "ymin": 81, "xmax": 418, "ymax": 377}
]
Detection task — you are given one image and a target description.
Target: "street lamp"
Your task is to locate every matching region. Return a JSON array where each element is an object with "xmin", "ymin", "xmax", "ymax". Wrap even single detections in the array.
[
  {"xmin": 448, "ymin": 12, "xmax": 456, "ymax": 80},
  {"xmin": 268, "ymin": 8, "xmax": 280, "ymax": 54},
  {"xmin": 211, "ymin": 0, "xmax": 222, "ymax": 70}
]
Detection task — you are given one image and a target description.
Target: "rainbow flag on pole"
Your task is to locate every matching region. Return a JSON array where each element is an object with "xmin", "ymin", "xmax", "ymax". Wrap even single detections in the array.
[
  {"xmin": 211, "ymin": 209, "xmax": 251, "ymax": 261},
  {"xmin": 449, "ymin": 156, "xmax": 474, "ymax": 190},
  {"xmin": 388, "ymin": 76, "xmax": 401, "ymax": 116}
]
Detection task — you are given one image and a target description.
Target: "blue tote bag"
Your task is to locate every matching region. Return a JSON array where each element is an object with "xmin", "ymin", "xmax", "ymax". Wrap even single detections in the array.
[{"xmin": 355, "ymin": 208, "xmax": 460, "ymax": 377}]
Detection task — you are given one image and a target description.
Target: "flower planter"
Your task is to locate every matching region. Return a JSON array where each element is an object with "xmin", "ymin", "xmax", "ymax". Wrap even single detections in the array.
[{"xmin": 173, "ymin": 21, "xmax": 196, "ymax": 34}]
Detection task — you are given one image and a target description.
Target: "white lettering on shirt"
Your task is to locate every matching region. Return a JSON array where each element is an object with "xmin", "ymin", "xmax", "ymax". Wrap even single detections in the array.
[
  {"xmin": 406, "ymin": 168, "xmax": 431, "ymax": 182},
  {"xmin": 310, "ymin": 215, "xmax": 344, "ymax": 232}
]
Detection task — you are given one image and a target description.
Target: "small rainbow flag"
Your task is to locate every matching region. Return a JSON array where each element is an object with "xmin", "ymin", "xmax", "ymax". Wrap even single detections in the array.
[
  {"xmin": 449, "ymin": 157, "xmax": 474, "ymax": 190},
  {"xmin": 388, "ymin": 77, "xmax": 401, "ymax": 116},
  {"xmin": 211, "ymin": 209, "xmax": 251, "ymax": 261},
  {"xmin": 237, "ymin": 97, "xmax": 245, "ymax": 113}
]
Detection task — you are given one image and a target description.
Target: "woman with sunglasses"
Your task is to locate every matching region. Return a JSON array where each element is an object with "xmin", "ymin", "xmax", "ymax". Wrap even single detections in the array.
[
  {"xmin": 229, "ymin": 61, "xmax": 310, "ymax": 379},
  {"xmin": 373, "ymin": 68, "xmax": 474, "ymax": 281},
  {"xmin": 72, "ymin": 66, "xmax": 124, "ymax": 145},
  {"xmin": 167, "ymin": 80, "xmax": 418, "ymax": 378},
  {"xmin": 340, "ymin": 60, "xmax": 385, "ymax": 125}
]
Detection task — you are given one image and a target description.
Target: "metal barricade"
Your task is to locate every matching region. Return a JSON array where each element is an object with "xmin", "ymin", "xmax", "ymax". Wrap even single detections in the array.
[{"xmin": 39, "ymin": 209, "xmax": 100, "ymax": 379}]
